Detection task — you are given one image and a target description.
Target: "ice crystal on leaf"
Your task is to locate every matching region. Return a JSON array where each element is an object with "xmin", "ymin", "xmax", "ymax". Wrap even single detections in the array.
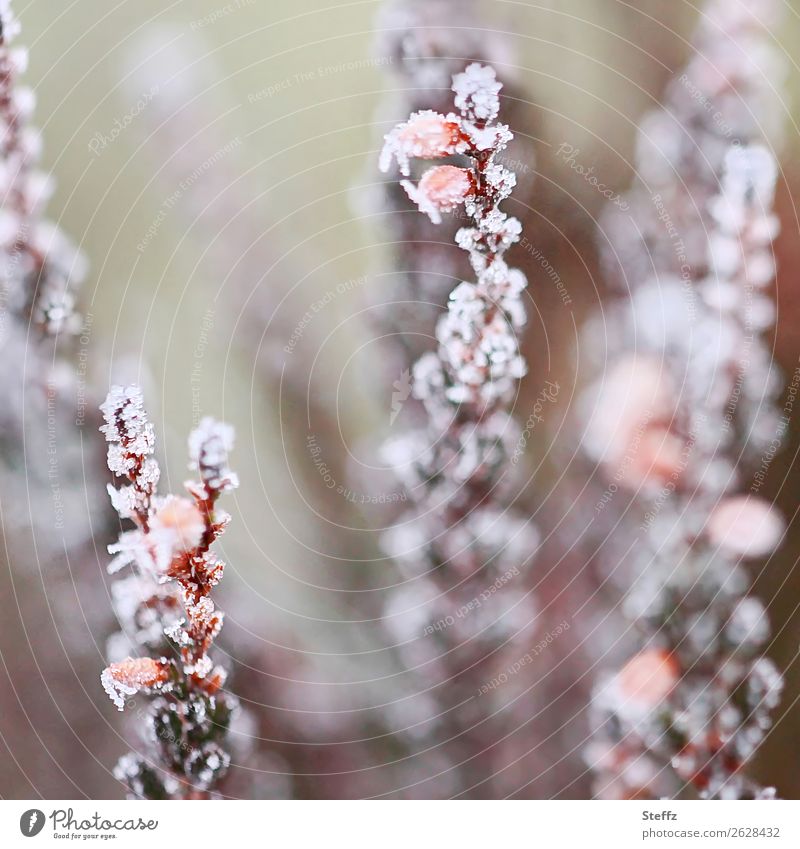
[
  {"xmin": 452, "ymin": 62, "xmax": 502, "ymax": 124},
  {"xmin": 101, "ymin": 657, "xmax": 169, "ymax": 711}
]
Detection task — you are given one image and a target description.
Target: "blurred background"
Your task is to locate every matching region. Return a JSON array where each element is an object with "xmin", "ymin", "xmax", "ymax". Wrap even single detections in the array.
[{"xmin": 1, "ymin": 0, "xmax": 799, "ymax": 798}]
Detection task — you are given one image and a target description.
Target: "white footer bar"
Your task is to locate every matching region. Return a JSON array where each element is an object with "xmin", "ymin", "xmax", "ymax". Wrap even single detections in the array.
[{"xmin": 2, "ymin": 800, "xmax": 797, "ymax": 847}]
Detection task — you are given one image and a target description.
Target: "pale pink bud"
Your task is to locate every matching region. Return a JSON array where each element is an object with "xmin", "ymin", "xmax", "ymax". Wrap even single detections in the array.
[
  {"xmin": 707, "ymin": 496, "xmax": 784, "ymax": 558},
  {"xmin": 616, "ymin": 649, "xmax": 678, "ymax": 709},
  {"xmin": 623, "ymin": 425, "xmax": 687, "ymax": 489},
  {"xmin": 402, "ymin": 165, "xmax": 474, "ymax": 224},
  {"xmin": 583, "ymin": 355, "xmax": 678, "ymax": 487},
  {"xmin": 101, "ymin": 657, "xmax": 169, "ymax": 710},
  {"xmin": 380, "ymin": 110, "xmax": 464, "ymax": 176},
  {"xmin": 151, "ymin": 495, "xmax": 205, "ymax": 554}
]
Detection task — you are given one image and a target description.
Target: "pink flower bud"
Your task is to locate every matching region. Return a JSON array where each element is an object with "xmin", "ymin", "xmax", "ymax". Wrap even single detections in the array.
[
  {"xmin": 707, "ymin": 496, "xmax": 784, "ymax": 558},
  {"xmin": 623, "ymin": 425, "xmax": 687, "ymax": 489},
  {"xmin": 616, "ymin": 649, "xmax": 678, "ymax": 709},
  {"xmin": 583, "ymin": 355, "xmax": 683, "ymax": 489},
  {"xmin": 101, "ymin": 657, "xmax": 169, "ymax": 710},
  {"xmin": 152, "ymin": 495, "xmax": 205, "ymax": 554},
  {"xmin": 380, "ymin": 110, "xmax": 464, "ymax": 176},
  {"xmin": 402, "ymin": 165, "xmax": 474, "ymax": 223}
]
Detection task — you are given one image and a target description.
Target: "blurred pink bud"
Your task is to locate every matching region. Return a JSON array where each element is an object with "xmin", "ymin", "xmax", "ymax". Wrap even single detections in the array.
[
  {"xmin": 402, "ymin": 165, "xmax": 474, "ymax": 223},
  {"xmin": 707, "ymin": 496, "xmax": 784, "ymax": 558},
  {"xmin": 152, "ymin": 496, "xmax": 205, "ymax": 554},
  {"xmin": 623, "ymin": 425, "xmax": 687, "ymax": 489},
  {"xmin": 584, "ymin": 355, "xmax": 680, "ymax": 488},
  {"xmin": 616, "ymin": 649, "xmax": 678, "ymax": 709}
]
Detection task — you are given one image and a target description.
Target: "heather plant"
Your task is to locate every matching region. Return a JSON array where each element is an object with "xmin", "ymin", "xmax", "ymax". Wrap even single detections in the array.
[
  {"xmin": 0, "ymin": 0, "xmax": 85, "ymax": 338},
  {"xmin": 378, "ymin": 63, "xmax": 540, "ymax": 796},
  {"xmin": 2, "ymin": 0, "xmax": 799, "ymax": 803},
  {"xmin": 0, "ymin": 0, "xmax": 94, "ymax": 522},
  {"xmin": 599, "ymin": 0, "xmax": 785, "ymax": 297},
  {"xmin": 0, "ymin": 0, "xmax": 116, "ymax": 797},
  {"xmin": 587, "ymin": 145, "xmax": 785, "ymax": 801},
  {"xmin": 581, "ymin": 0, "xmax": 788, "ymax": 800},
  {"xmin": 99, "ymin": 386, "xmax": 241, "ymax": 799},
  {"xmin": 368, "ymin": 0, "xmax": 533, "ymax": 368}
]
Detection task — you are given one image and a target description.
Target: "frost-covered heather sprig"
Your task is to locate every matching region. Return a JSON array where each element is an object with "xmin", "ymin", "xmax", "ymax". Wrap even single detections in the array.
[
  {"xmin": 0, "ymin": 0, "xmax": 100, "ymax": 537},
  {"xmin": 579, "ymin": 0, "xmax": 789, "ymax": 799},
  {"xmin": 378, "ymin": 64, "xmax": 539, "ymax": 796},
  {"xmin": 364, "ymin": 0, "xmax": 531, "ymax": 372},
  {"xmin": 380, "ymin": 64, "xmax": 526, "ymax": 409},
  {"xmin": 587, "ymin": 144, "xmax": 785, "ymax": 800},
  {"xmin": 600, "ymin": 0, "xmax": 785, "ymax": 293},
  {"xmin": 0, "ymin": 0, "xmax": 85, "ymax": 334},
  {"xmin": 100, "ymin": 386, "xmax": 241, "ymax": 799}
]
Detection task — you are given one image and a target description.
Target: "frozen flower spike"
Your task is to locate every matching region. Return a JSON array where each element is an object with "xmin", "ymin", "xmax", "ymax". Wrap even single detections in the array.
[
  {"xmin": 0, "ymin": 0, "xmax": 85, "ymax": 334},
  {"xmin": 377, "ymin": 62, "xmax": 541, "ymax": 796},
  {"xmin": 381, "ymin": 64, "xmax": 529, "ymax": 409},
  {"xmin": 100, "ymin": 385, "xmax": 159, "ymax": 533},
  {"xmin": 99, "ymin": 388, "xmax": 242, "ymax": 798},
  {"xmin": 585, "ymin": 3, "xmax": 787, "ymax": 798}
]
